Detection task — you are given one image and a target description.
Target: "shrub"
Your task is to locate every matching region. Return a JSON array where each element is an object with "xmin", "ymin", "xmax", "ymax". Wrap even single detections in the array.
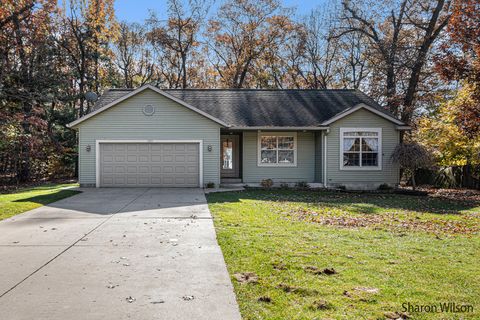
[
  {"xmin": 260, "ymin": 179, "xmax": 273, "ymax": 188},
  {"xmin": 279, "ymin": 183, "xmax": 290, "ymax": 189},
  {"xmin": 378, "ymin": 183, "xmax": 392, "ymax": 190},
  {"xmin": 295, "ymin": 181, "xmax": 310, "ymax": 190},
  {"xmin": 391, "ymin": 143, "xmax": 433, "ymax": 190},
  {"xmin": 205, "ymin": 182, "xmax": 215, "ymax": 188}
]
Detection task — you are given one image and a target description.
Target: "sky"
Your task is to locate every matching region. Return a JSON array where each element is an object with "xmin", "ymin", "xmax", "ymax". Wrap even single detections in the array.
[{"xmin": 113, "ymin": 0, "xmax": 327, "ymax": 23}]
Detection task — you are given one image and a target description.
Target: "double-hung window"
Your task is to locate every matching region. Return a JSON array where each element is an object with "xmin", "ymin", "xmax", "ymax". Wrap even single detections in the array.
[
  {"xmin": 258, "ymin": 132, "xmax": 297, "ymax": 166},
  {"xmin": 340, "ymin": 128, "xmax": 381, "ymax": 170}
]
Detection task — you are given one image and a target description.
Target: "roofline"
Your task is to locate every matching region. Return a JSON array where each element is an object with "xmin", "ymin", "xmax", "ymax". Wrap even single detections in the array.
[
  {"xmin": 229, "ymin": 126, "xmax": 329, "ymax": 131},
  {"xmin": 67, "ymin": 84, "xmax": 229, "ymax": 128},
  {"xmin": 396, "ymin": 126, "xmax": 412, "ymax": 130},
  {"xmin": 320, "ymin": 103, "xmax": 405, "ymax": 126}
]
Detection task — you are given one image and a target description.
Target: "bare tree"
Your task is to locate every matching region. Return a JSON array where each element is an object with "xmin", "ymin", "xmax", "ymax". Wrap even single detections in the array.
[
  {"xmin": 147, "ymin": 0, "xmax": 209, "ymax": 88},
  {"xmin": 297, "ymin": 8, "xmax": 342, "ymax": 89},
  {"xmin": 113, "ymin": 22, "xmax": 155, "ymax": 88},
  {"xmin": 336, "ymin": 0, "xmax": 451, "ymax": 122},
  {"xmin": 206, "ymin": 0, "xmax": 294, "ymax": 88}
]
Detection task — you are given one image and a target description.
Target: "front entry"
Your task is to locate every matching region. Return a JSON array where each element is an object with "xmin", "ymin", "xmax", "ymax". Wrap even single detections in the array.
[{"xmin": 220, "ymin": 135, "xmax": 240, "ymax": 178}]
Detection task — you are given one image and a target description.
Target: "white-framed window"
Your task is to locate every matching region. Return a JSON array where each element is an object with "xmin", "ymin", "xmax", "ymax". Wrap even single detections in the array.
[
  {"xmin": 257, "ymin": 132, "xmax": 297, "ymax": 167},
  {"xmin": 340, "ymin": 128, "xmax": 382, "ymax": 170}
]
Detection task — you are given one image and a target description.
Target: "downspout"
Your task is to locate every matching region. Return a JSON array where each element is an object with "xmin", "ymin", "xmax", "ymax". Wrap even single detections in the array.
[{"xmin": 323, "ymin": 129, "xmax": 329, "ymax": 187}]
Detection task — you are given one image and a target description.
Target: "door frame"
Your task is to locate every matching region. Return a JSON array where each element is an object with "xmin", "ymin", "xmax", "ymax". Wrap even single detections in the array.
[
  {"xmin": 95, "ymin": 140, "xmax": 203, "ymax": 188},
  {"xmin": 220, "ymin": 134, "xmax": 241, "ymax": 178}
]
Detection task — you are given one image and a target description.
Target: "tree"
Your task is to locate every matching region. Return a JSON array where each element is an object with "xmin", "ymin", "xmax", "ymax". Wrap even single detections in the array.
[
  {"xmin": 391, "ymin": 142, "xmax": 433, "ymax": 190},
  {"xmin": 147, "ymin": 0, "xmax": 208, "ymax": 88},
  {"xmin": 57, "ymin": 0, "xmax": 117, "ymax": 117},
  {"xmin": 206, "ymin": 0, "xmax": 293, "ymax": 88},
  {"xmin": 113, "ymin": 22, "xmax": 155, "ymax": 88},
  {"xmin": 415, "ymin": 85, "xmax": 480, "ymax": 166},
  {"xmin": 435, "ymin": 0, "xmax": 480, "ymax": 139},
  {"xmin": 0, "ymin": 0, "xmax": 73, "ymax": 182},
  {"xmin": 336, "ymin": 0, "xmax": 452, "ymax": 123}
]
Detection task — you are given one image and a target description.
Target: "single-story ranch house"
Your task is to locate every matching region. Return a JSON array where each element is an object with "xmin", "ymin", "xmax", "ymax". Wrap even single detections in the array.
[{"xmin": 68, "ymin": 85, "xmax": 410, "ymax": 190}]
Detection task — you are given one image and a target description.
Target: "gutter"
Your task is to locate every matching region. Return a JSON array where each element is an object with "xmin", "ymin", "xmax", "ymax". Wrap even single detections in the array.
[{"xmin": 228, "ymin": 126, "xmax": 330, "ymax": 131}]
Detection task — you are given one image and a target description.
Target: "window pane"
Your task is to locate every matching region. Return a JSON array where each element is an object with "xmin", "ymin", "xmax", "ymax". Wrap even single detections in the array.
[
  {"xmin": 222, "ymin": 141, "xmax": 233, "ymax": 169},
  {"xmin": 362, "ymin": 138, "xmax": 378, "ymax": 151},
  {"xmin": 344, "ymin": 132, "xmax": 360, "ymax": 136},
  {"xmin": 362, "ymin": 153, "xmax": 378, "ymax": 166},
  {"xmin": 278, "ymin": 150, "xmax": 294, "ymax": 164},
  {"xmin": 343, "ymin": 138, "xmax": 360, "ymax": 151},
  {"xmin": 261, "ymin": 136, "xmax": 277, "ymax": 150},
  {"xmin": 343, "ymin": 153, "xmax": 360, "ymax": 166},
  {"xmin": 359, "ymin": 132, "xmax": 378, "ymax": 136},
  {"xmin": 260, "ymin": 150, "xmax": 277, "ymax": 163},
  {"xmin": 278, "ymin": 136, "xmax": 294, "ymax": 149},
  {"xmin": 344, "ymin": 131, "xmax": 378, "ymax": 136}
]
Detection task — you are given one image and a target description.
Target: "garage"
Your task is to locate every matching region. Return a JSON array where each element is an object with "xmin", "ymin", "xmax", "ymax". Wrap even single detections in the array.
[{"xmin": 98, "ymin": 142, "xmax": 200, "ymax": 187}]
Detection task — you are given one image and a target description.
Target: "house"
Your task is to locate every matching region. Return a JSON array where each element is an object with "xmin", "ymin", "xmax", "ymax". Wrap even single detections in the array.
[{"xmin": 67, "ymin": 84, "xmax": 410, "ymax": 190}]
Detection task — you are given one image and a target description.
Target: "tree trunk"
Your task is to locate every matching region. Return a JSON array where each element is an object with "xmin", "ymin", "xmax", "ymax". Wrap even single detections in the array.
[{"xmin": 411, "ymin": 170, "xmax": 416, "ymax": 191}]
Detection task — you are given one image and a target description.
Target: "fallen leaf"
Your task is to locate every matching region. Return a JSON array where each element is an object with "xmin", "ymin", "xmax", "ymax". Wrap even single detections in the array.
[
  {"xmin": 353, "ymin": 286, "xmax": 379, "ymax": 294},
  {"xmin": 233, "ymin": 272, "xmax": 258, "ymax": 284}
]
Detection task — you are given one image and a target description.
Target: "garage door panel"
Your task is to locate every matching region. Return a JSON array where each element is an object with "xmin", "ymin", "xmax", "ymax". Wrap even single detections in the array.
[
  {"xmin": 138, "ymin": 144, "xmax": 149, "ymax": 152},
  {"xmin": 100, "ymin": 143, "xmax": 199, "ymax": 187},
  {"xmin": 115, "ymin": 144, "xmax": 126, "ymax": 151}
]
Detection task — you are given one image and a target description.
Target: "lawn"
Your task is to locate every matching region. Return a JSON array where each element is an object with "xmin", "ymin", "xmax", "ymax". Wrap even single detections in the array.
[
  {"xmin": 207, "ymin": 189, "xmax": 480, "ymax": 320},
  {"xmin": 0, "ymin": 183, "xmax": 80, "ymax": 221}
]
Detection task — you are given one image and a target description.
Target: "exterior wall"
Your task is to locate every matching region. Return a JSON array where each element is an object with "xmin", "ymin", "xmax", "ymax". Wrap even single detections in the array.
[
  {"xmin": 325, "ymin": 108, "xmax": 400, "ymax": 189},
  {"xmin": 314, "ymin": 131, "xmax": 323, "ymax": 183},
  {"xmin": 77, "ymin": 89, "xmax": 221, "ymax": 187},
  {"xmin": 242, "ymin": 131, "xmax": 315, "ymax": 183}
]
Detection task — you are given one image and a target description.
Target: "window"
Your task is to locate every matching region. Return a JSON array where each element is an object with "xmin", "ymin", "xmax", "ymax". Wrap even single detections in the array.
[
  {"xmin": 258, "ymin": 132, "xmax": 297, "ymax": 166},
  {"xmin": 340, "ymin": 128, "xmax": 381, "ymax": 170}
]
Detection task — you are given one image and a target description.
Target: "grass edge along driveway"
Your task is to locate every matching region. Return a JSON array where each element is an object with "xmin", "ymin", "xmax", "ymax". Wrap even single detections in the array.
[
  {"xmin": 207, "ymin": 189, "xmax": 480, "ymax": 320},
  {"xmin": 0, "ymin": 183, "xmax": 80, "ymax": 221}
]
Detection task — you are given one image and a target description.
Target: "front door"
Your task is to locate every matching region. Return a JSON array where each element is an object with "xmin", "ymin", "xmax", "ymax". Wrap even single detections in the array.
[{"xmin": 220, "ymin": 135, "xmax": 240, "ymax": 178}]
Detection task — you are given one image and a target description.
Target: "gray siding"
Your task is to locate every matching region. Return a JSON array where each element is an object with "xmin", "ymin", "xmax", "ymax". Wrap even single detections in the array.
[
  {"xmin": 242, "ymin": 131, "xmax": 315, "ymax": 183},
  {"xmin": 325, "ymin": 108, "xmax": 400, "ymax": 188},
  {"xmin": 77, "ymin": 89, "xmax": 221, "ymax": 186},
  {"xmin": 314, "ymin": 132, "xmax": 323, "ymax": 183}
]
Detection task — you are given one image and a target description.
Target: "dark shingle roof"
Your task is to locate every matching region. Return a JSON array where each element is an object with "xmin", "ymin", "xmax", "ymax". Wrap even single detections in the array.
[{"xmin": 92, "ymin": 88, "xmax": 399, "ymax": 127}]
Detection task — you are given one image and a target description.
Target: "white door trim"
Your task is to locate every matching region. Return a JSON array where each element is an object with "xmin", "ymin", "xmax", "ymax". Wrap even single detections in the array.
[{"xmin": 95, "ymin": 139, "xmax": 203, "ymax": 188}]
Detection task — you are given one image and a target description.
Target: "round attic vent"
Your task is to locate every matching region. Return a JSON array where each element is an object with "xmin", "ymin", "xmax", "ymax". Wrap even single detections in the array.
[{"xmin": 143, "ymin": 104, "xmax": 155, "ymax": 116}]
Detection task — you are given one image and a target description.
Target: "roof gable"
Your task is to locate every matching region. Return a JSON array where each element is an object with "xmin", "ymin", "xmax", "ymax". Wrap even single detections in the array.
[
  {"xmin": 67, "ymin": 85, "xmax": 229, "ymax": 128},
  {"xmin": 320, "ymin": 103, "xmax": 405, "ymax": 125}
]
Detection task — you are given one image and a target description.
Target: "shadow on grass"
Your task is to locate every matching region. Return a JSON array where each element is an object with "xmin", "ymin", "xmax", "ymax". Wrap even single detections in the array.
[
  {"xmin": 13, "ymin": 190, "xmax": 81, "ymax": 205},
  {"xmin": 206, "ymin": 189, "xmax": 480, "ymax": 215}
]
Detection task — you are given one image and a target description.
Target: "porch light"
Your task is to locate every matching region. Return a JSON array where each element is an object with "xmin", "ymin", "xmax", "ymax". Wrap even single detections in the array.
[
  {"xmin": 207, "ymin": 145, "xmax": 213, "ymax": 152},
  {"xmin": 86, "ymin": 145, "xmax": 91, "ymax": 152}
]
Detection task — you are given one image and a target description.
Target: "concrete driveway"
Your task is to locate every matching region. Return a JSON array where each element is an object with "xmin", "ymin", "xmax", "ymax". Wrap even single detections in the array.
[{"xmin": 0, "ymin": 188, "xmax": 241, "ymax": 320}]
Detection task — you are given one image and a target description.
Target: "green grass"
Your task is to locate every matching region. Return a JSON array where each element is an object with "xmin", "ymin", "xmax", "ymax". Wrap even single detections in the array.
[
  {"xmin": 0, "ymin": 183, "xmax": 80, "ymax": 221},
  {"xmin": 207, "ymin": 189, "xmax": 480, "ymax": 320}
]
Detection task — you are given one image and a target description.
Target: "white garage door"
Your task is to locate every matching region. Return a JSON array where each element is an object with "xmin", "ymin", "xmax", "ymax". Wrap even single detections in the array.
[{"xmin": 99, "ymin": 143, "xmax": 199, "ymax": 187}]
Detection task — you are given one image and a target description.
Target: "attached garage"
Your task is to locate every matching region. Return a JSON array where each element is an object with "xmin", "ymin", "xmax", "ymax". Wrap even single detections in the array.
[{"xmin": 97, "ymin": 141, "xmax": 201, "ymax": 187}]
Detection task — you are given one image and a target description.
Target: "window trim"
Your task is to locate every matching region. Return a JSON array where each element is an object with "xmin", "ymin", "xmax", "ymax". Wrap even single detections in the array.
[
  {"xmin": 340, "ymin": 128, "xmax": 382, "ymax": 171},
  {"xmin": 257, "ymin": 132, "xmax": 297, "ymax": 167}
]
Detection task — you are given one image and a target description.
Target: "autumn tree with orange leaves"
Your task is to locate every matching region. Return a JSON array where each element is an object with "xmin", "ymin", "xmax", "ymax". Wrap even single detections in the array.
[{"xmin": 435, "ymin": 0, "xmax": 480, "ymax": 139}]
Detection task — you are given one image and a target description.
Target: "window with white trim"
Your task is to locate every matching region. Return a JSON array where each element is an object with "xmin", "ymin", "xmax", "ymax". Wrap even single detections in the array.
[
  {"xmin": 340, "ymin": 128, "xmax": 381, "ymax": 170},
  {"xmin": 258, "ymin": 132, "xmax": 297, "ymax": 166}
]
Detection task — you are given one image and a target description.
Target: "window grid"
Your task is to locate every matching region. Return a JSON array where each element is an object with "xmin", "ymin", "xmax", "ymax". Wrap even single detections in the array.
[
  {"xmin": 259, "ymin": 134, "xmax": 296, "ymax": 166},
  {"xmin": 341, "ymin": 129, "xmax": 380, "ymax": 169}
]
